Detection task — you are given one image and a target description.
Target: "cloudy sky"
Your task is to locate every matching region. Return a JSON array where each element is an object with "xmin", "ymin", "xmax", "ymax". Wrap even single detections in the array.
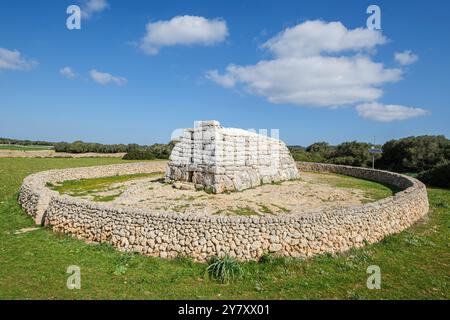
[{"xmin": 0, "ymin": 0, "xmax": 449, "ymax": 145}]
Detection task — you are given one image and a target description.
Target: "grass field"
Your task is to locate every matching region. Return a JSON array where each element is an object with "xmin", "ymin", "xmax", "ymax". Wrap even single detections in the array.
[
  {"xmin": 0, "ymin": 144, "xmax": 54, "ymax": 151},
  {"xmin": 48, "ymin": 172, "xmax": 162, "ymax": 201},
  {"xmin": 305, "ymin": 171, "xmax": 400, "ymax": 202},
  {"xmin": 0, "ymin": 158, "xmax": 448, "ymax": 299}
]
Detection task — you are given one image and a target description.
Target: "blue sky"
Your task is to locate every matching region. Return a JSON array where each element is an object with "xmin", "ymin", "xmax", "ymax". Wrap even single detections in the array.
[{"xmin": 0, "ymin": 0, "xmax": 449, "ymax": 146}]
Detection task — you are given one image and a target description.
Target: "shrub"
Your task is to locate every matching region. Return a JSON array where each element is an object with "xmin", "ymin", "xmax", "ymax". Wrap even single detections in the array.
[
  {"xmin": 122, "ymin": 149, "xmax": 157, "ymax": 160},
  {"xmin": 379, "ymin": 135, "xmax": 450, "ymax": 172},
  {"xmin": 306, "ymin": 142, "xmax": 335, "ymax": 159},
  {"xmin": 329, "ymin": 156, "xmax": 358, "ymax": 166},
  {"xmin": 333, "ymin": 141, "xmax": 379, "ymax": 167},
  {"xmin": 417, "ymin": 162, "xmax": 450, "ymax": 188},
  {"xmin": 290, "ymin": 141, "xmax": 381, "ymax": 167},
  {"xmin": 290, "ymin": 136, "xmax": 450, "ymax": 172},
  {"xmin": 289, "ymin": 147, "xmax": 324, "ymax": 162},
  {"xmin": 122, "ymin": 142, "xmax": 175, "ymax": 160},
  {"xmin": 205, "ymin": 255, "xmax": 243, "ymax": 283},
  {"xmin": 258, "ymin": 253, "xmax": 287, "ymax": 266},
  {"xmin": 53, "ymin": 141, "xmax": 129, "ymax": 153}
]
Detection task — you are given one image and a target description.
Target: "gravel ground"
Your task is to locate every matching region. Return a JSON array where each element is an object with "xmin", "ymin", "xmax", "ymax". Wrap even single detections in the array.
[{"xmin": 77, "ymin": 172, "xmax": 371, "ymax": 216}]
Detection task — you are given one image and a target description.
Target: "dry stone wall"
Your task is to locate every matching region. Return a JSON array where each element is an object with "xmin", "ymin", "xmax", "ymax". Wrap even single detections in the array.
[{"xmin": 19, "ymin": 161, "xmax": 429, "ymax": 261}]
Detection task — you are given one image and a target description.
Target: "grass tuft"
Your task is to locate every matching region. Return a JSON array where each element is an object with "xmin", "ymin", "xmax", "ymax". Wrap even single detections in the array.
[
  {"xmin": 258, "ymin": 253, "xmax": 287, "ymax": 266},
  {"xmin": 230, "ymin": 206, "xmax": 258, "ymax": 216},
  {"xmin": 258, "ymin": 204, "xmax": 273, "ymax": 214},
  {"xmin": 205, "ymin": 255, "xmax": 243, "ymax": 283}
]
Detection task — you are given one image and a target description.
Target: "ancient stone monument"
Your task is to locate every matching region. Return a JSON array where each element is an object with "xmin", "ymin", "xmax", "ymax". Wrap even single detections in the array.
[{"xmin": 165, "ymin": 120, "xmax": 300, "ymax": 193}]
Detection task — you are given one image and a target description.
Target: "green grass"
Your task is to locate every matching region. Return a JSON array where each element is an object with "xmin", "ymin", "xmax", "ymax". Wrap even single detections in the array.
[
  {"xmin": 92, "ymin": 193, "xmax": 123, "ymax": 202},
  {"xmin": 205, "ymin": 255, "xmax": 244, "ymax": 283},
  {"xmin": 258, "ymin": 204, "xmax": 274, "ymax": 214},
  {"xmin": 0, "ymin": 158, "xmax": 449, "ymax": 299},
  {"xmin": 307, "ymin": 172, "xmax": 401, "ymax": 202},
  {"xmin": 230, "ymin": 206, "xmax": 259, "ymax": 216},
  {"xmin": 48, "ymin": 172, "xmax": 162, "ymax": 200},
  {"xmin": 0, "ymin": 144, "xmax": 54, "ymax": 151},
  {"xmin": 272, "ymin": 204, "xmax": 291, "ymax": 213}
]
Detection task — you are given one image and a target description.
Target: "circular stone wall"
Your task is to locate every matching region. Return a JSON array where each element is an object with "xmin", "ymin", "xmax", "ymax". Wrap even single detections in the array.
[{"xmin": 18, "ymin": 161, "xmax": 429, "ymax": 261}]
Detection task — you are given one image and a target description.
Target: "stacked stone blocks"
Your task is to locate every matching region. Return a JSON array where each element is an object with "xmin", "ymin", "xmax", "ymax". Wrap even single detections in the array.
[{"xmin": 165, "ymin": 121, "xmax": 299, "ymax": 193}]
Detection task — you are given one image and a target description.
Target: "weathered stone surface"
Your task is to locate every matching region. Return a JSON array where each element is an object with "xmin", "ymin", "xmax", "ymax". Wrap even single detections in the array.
[
  {"xmin": 165, "ymin": 121, "xmax": 300, "ymax": 193},
  {"xmin": 18, "ymin": 161, "xmax": 429, "ymax": 262},
  {"xmin": 172, "ymin": 182, "xmax": 195, "ymax": 191}
]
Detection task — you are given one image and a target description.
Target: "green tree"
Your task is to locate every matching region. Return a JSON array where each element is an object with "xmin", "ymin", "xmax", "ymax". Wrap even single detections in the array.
[{"xmin": 379, "ymin": 135, "xmax": 450, "ymax": 172}]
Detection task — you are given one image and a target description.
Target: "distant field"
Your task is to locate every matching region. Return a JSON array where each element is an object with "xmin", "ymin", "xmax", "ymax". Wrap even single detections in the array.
[
  {"xmin": 0, "ymin": 144, "xmax": 54, "ymax": 151},
  {"xmin": 0, "ymin": 158, "xmax": 448, "ymax": 299}
]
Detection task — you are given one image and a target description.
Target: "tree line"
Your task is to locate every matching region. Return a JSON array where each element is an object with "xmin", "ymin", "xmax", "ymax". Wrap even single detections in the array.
[
  {"xmin": 289, "ymin": 135, "xmax": 449, "ymax": 172},
  {"xmin": 0, "ymin": 138, "xmax": 56, "ymax": 147},
  {"xmin": 2, "ymin": 135, "xmax": 449, "ymax": 187},
  {"xmin": 0, "ymin": 138, "xmax": 174, "ymax": 159},
  {"xmin": 289, "ymin": 135, "xmax": 450, "ymax": 187}
]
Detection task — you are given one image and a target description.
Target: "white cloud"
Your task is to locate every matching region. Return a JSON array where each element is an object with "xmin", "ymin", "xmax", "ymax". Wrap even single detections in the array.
[
  {"xmin": 59, "ymin": 66, "xmax": 76, "ymax": 79},
  {"xmin": 356, "ymin": 102, "xmax": 428, "ymax": 122},
  {"xmin": 81, "ymin": 0, "xmax": 109, "ymax": 19},
  {"xmin": 204, "ymin": 69, "xmax": 236, "ymax": 88},
  {"xmin": 140, "ymin": 15, "xmax": 228, "ymax": 55},
  {"xmin": 207, "ymin": 20, "xmax": 401, "ymax": 107},
  {"xmin": 210, "ymin": 56, "xmax": 401, "ymax": 107},
  {"xmin": 0, "ymin": 47, "xmax": 37, "ymax": 71},
  {"xmin": 261, "ymin": 20, "xmax": 387, "ymax": 58},
  {"xmin": 90, "ymin": 69, "xmax": 127, "ymax": 86},
  {"xmin": 394, "ymin": 50, "xmax": 418, "ymax": 66}
]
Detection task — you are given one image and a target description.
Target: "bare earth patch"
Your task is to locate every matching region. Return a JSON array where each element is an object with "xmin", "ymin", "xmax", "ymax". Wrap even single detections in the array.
[{"xmin": 59, "ymin": 171, "xmax": 395, "ymax": 216}]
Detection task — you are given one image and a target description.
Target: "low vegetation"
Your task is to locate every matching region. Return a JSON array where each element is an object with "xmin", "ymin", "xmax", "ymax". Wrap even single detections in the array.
[
  {"xmin": 48, "ymin": 172, "xmax": 162, "ymax": 200},
  {"xmin": 289, "ymin": 141, "xmax": 382, "ymax": 167},
  {"xmin": 54, "ymin": 141, "xmax": 174, "ymax": 158},
  {"xmin": 0, "ymin": 137, "xmax": 174, "ymax": 158},
  {"xmin": 0, "ymin": 144, "xmax": 54, "ymax": 151},
  {"xmin": 230, "ymin": 206, "xmax": 258, "ymax": 216},
  {"xmin": 289, "ymin": 135, "xmax": 450, "ymax": 174},
  {"xmin": 0, "ymin": 138, "xmax": 56, "ymax": 147},
  {"xmin": 417, "ymin": 163, "xmax": 450, "ymax": 188},
  {"xmin": 205, "ymin": 255, "xmax": 244, "ymax": 283},
  {"xmin": 122, "ymin": 143, "xmax": 174, "ymax": 160},
  {"xmin": 0, "ymin": 158, "xmax": 449, "ymax": 299},
  {"xmin": 307, "ymin": 172, "xmax": 400, "ymax": 202},
  {"xmin": 378, "ymin": 135, "xmax": 450, "ymax": 173}
]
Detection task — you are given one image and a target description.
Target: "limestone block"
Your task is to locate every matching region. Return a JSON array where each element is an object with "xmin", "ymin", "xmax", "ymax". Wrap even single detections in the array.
[{"xmin": 166, "ymin": 121, "xmax": 300, "ymax": 193}]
